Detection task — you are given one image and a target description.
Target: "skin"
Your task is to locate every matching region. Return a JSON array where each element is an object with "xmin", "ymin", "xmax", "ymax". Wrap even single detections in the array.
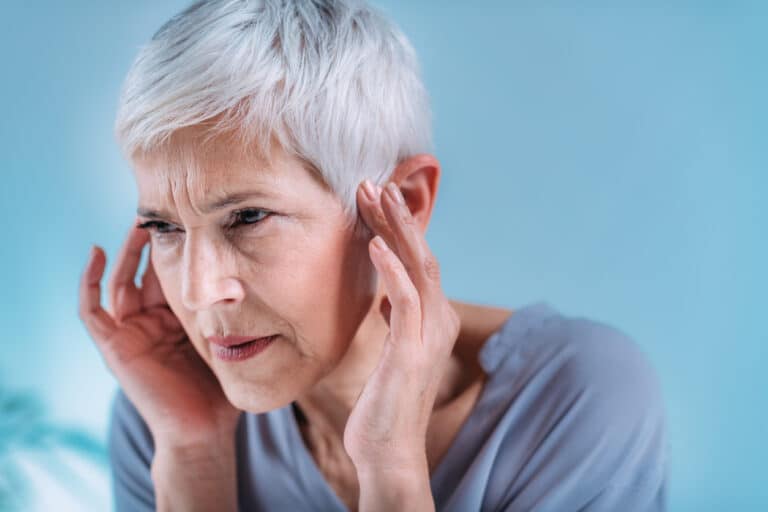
[
  {"xmin": 130, "ymin": 130, "xmax": 378, "ymax": 420},
  {"xmin": 80, "ymin": 126, "xmax": 514, "ymax": 510}
]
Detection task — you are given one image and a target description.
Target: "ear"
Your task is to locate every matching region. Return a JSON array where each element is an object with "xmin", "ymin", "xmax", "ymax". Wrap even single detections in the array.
[{"xmin": 387, "ymin": 154, "xmax": 441, "ymax": 234}]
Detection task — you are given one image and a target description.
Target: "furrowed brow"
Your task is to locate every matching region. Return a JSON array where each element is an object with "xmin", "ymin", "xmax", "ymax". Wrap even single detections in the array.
[{"xmin": 137, "ymin": 190, "xmax": 275, "ymax": 219}]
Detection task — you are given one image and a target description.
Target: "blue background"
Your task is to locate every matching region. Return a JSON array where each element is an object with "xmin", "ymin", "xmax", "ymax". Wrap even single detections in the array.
[{"xmin": 1, "ymin": 1, "xmax": 765, "ymax": 510}]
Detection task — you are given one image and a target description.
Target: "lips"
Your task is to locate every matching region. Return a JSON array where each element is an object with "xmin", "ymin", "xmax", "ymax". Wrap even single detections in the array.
[
  {"xmin": 206, "ymin": 335, "xmax": 275, "ymax": 347},
  {"xmin": 208, "ymin": 335, "xmax": 278, "ymax": 362}
]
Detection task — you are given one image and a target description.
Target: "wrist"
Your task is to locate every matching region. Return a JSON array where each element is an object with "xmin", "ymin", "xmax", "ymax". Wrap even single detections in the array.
[
  {"xmin": 357, "ymin": 463, "xmax": 429, "ymax": 489},
  {"xmin": 356, "ymin": 458, "xmax": 430, "ymax": 493},
  {"xmin": 356, "ymin": 461, "xmax": 434, "ymax": 512},
  {"xmin": 152, "ymin": 434, "xmax": 236, "ymax": 481},
  {"xmin": 151, "ymin": 418, "xmax": 239, "ymax": 452},
  {"xmin": 354, "ymin": 451, "xmax": 429, "ymax": 478},
  {"xmin": 151, "ymin": 436, "xmax": 238, "ymax": 512}
]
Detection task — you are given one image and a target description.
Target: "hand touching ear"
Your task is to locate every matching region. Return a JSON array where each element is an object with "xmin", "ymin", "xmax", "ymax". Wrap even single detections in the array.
[{"xmin": 343, "ymin": 180, "xmax": 461, "ymax": 475}]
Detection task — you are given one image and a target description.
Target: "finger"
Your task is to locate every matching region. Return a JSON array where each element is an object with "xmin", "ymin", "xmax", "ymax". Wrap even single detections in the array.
[
  {"xmin": 79, "ymin": 245, "xmax": 117, "ymax": 341},
  {"xmin": 97, "ymin": 312, "xmax": 184, "ymax": 367},
  {"xmin": 369, "ymin": 235, "xmax": 422, "ymax": 346},
  {"xmin": 379, "ymin": 181, "xmax": 444, "ymax": 300},
  {"xmin": 140, "ymin": 247, "xmax": 166, "ymax": 309},
  {"xmin": 356, "ymin": 180, "xmax": 398, "ymax": 249},
  {"xmin": 107, "ymin": 221, "xmax": 149, "ymax": 322}
]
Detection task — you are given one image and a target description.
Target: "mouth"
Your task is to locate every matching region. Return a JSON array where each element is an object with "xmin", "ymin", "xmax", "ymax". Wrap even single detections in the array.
[{"xmin": 208, "ymin": 335, "xmax": 278, "ymax": 362}]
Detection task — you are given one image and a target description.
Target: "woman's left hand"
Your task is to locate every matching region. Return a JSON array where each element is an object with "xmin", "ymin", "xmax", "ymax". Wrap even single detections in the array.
[{"xmin": 343, "ymin": 179, "xmax": 461, "ymax": 480}]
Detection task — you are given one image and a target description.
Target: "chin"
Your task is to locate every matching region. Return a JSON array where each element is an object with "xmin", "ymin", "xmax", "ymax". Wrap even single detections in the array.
[{"xmin": 220, "ymin": 374, "xmax": 296, "ymax": 414}]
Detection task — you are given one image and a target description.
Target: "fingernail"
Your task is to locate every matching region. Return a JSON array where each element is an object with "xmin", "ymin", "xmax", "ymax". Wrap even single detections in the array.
[
  {"xmin": 386, "ymin": 182, "xmax": 405, "ymax": 204},
  {"xmin": 362, "ymin": 179, "xmax": 376, "ymax": 201}
]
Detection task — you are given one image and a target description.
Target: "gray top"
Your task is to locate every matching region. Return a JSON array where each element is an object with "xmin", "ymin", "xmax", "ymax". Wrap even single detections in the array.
[{"xmin": 108, "ymin": 301, "xmax": 669, "ymax": 511}]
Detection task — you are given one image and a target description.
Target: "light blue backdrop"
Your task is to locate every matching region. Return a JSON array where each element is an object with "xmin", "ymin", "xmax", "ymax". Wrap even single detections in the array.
[{"xmin": 1, "ymin": 2, "xmax": 765, "ymax": 511}]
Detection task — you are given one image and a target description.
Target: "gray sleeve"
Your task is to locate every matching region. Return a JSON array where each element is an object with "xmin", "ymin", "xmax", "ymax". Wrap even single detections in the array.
[
  {"xmin": 497, "ymin": 319, "xmax": 669, "ymax": 511},
  {"xmin": 107, "ymin": 388, "xmax": 157, "ymax": 512}
]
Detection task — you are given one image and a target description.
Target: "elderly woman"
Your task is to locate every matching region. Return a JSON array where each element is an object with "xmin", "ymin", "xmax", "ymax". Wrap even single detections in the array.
[{"xmin": 78, "ymin": 1, "xmax": 668, "ymax": 511}]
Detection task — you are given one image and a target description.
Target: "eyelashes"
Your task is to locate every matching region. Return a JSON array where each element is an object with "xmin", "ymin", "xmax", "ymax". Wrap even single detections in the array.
[
  {"xmin": 229, "ymin": 208, "xmax": 272, "ymax": 228},
  {"xmin": 136, "ymin": 208, "xmax": 272, "ymax": 236},
  {"xmin": 135, "ymin": 220, "xmax": 177, "ymax": 235}
]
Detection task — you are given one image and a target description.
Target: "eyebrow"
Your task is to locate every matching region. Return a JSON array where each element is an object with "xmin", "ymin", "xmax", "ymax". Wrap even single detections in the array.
[{"xmin": 137, "ymin": 190, "xmax": 275, "ymax": 219}]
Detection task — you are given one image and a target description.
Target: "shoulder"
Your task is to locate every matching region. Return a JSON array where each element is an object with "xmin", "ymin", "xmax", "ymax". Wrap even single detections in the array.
[
  {"xmin": 493, "ymin": 306, "xmax": 667, "ymax": 428},
  {"xmin": 520, "ymin": 311, "xmax": 669, "ymax": 469},
  {"xmin": 488, "ymin": 307, "xmax": 669, "ymax": 509},
  {"xmin": 540, "ymin": 314, "xmax": 666, "ymax": 419}
]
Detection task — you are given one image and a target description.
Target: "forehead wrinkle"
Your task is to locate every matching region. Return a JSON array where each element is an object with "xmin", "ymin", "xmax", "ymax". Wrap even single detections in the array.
[
  {"xmin": 136, "ymin": 144, "xmax": 214, "ymax": 221},
  {"xmin": 137, "ymin": 140, "xmax": 280, "ymax": 221},
  {"xmin": 185, "ymin": 148, "xmax": 211, "ymax": 217}
]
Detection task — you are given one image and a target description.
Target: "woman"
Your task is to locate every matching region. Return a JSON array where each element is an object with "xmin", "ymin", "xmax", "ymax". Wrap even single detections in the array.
[{"xmin": 78, "ymin": 1, "xmax": 668, "ymax": 510}]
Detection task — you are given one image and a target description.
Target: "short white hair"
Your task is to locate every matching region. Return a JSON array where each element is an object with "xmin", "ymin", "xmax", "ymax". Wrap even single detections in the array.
[{"xmin": 114, "ymin": 0, "xmax": 432, "ymax": 225}]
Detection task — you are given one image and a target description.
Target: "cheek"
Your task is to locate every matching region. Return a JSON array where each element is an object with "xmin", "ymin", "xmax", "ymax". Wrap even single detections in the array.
[
  {"xmin": 149, "ymin": 251, "xmax": 179, "ymax": 308},
  {"xmin": 148, "ymin": 249, "xmax": 202, "ymax": 342},
  {"xmin": 298, "ymin": 234, "xmax": 374, "ymax": 304},
  {"xmin": 149, "ymin": 230, "xmax": 376, "ymax": 349},
  {"xmin": 273, "ymin": 234, "xmax": 372, "ymax": 345}
]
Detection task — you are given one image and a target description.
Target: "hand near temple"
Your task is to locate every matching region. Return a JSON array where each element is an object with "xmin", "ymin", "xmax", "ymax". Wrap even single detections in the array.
[
  {"xmin": 344, "ymin": 179, "xmax": 462, "ymax": 511},
  {"xmin": 80, "ymin": 226, "xmax": 241, "ymax": 511}
]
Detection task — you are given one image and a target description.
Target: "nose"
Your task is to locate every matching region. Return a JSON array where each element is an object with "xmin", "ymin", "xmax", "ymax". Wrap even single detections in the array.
[{"xmin": 180, "ymin": 232, "xmax": 246, "ymax": 311}]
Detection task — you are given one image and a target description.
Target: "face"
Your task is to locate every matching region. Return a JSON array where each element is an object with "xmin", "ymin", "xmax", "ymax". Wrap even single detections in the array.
[{"xmin": 133, "ymin": 129, "xmax": 378, "ymax": 413}]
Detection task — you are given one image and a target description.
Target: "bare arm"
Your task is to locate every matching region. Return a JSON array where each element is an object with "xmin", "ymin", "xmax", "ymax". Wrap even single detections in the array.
[{"xmin": 151, "ymin": 436, "xmax": 238, "ymax": 512}]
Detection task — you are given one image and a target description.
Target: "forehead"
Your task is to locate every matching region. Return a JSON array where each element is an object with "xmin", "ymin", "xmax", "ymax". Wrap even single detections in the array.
[
  {"xmin": 133, "ymin": 153, "xmax": 280, "ymax": 220},
  {"xmin": 133, "ymin": 128, "xmax": 277, "ymax": 186},
  {"xmin": 131, "ymin": 127, "xmax": 334, "ymax": 219},
  {"xmin": 132, "ymin": 128, "xmax": 311, "ymax": 202}
]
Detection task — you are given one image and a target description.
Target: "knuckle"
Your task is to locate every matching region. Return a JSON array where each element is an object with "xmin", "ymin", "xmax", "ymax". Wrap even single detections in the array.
[
  {"xmin": 78, "ymin": 300, "xmax": 91, "ymax": 317},
  {"xmin": 401, "ymin": 210, "xmax": 417, "ymax": 226},
  {"xmin": 422, "ymin": 254, "xmax": 441, "ymax": 283},
  {"xmin": 374, "ymin": 209, "xmax": 388, "ymax": 229},
  {"xmin": 394, "ymin": 290, "xmax": 419, "ymax": 311},
  {"xmin": 113, "ymin": 282, "xmax": 130, "ymax": 303}
]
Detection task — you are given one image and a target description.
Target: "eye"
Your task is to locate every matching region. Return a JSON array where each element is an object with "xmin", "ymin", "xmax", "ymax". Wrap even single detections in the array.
[
  {"xmin": 135, "ymin": 208, "xmax": 272, "ymax": 237},
  {"xmin": 136, "ymin": 220, "xmax": 178, "ymax": 235},
  {"xmin": 230, "ymin": 208, "xmax": 271, "ymax": 228}
]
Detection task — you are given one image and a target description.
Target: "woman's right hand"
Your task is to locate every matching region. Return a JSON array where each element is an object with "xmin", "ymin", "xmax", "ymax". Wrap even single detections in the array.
[{"xmin": 78, "ymin": 221, "xmax": 242, "ymax": 448}]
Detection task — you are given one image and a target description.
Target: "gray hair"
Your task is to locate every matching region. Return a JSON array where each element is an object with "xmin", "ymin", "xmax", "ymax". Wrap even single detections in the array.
[{"xmin": 114, "ymin": 0, "xmax": 433, "ymax": 225}]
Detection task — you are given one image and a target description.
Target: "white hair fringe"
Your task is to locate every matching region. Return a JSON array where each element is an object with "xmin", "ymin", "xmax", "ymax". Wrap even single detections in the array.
[{"xmin": 114, "ymin": 0, "xmax": 433, "ymax": 227}]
